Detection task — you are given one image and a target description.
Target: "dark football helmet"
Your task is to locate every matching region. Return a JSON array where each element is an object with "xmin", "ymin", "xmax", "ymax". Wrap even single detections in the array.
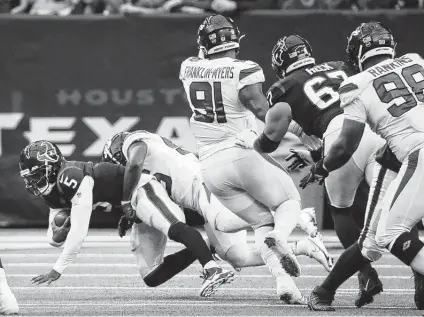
[
  {"xmin": 271, "ymin": 35, "xmax": 315, "ymax": 78},
  {"xmin": 346, "ymin": 21, "xmax": 396, "ymax": 72},
  {"xmin": 102, "ymin": 132, "xmax": 130, "ymax": 166},
  {"xmin": 19, "ymin": 141, "xmax": 64, "ymax": 196},
  {"xmin": 197, "ymin": 14, "xmax": 243, "ymax": 58}
]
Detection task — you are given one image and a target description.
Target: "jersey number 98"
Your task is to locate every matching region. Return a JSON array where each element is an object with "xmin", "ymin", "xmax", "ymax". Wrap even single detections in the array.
[
  {"xmin": 373, "ymin": 64, "xmax": 424, "ymax": 117},
  {"xmin": 189, "ymin": 82, "xmax": 227, "ymax": 123}
]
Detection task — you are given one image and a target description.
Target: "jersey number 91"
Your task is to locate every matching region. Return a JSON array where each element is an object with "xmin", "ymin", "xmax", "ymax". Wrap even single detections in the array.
[{"xmin": 189, "ymin": 82, "xmax": 227, "ymax": 123}]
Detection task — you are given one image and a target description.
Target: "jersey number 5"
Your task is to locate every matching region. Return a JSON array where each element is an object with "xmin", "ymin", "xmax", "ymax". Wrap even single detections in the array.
[
  {"xmin": 189, "ymin": 82, "xmax": 227, "ymax": 123},
  {"xmin": 373, "ymin": 64, "xmax": 424, "ymax": 117},
  {"xmin": 304, "ymin": 70, "xmax": 348, "ymax": 109}
]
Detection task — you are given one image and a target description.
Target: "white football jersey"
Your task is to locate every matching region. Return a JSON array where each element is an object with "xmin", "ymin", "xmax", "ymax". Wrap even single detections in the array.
[
  {"xmin": 339, "ymin": 53, "xmax": 424, "ymax": 161},
  {"xmin": 180, "ymin": 56, "xmax": 265, "ymax": 160},
  {"xmin": 122, "ymin": 130, "xmax": 199, "ymax": 202}
]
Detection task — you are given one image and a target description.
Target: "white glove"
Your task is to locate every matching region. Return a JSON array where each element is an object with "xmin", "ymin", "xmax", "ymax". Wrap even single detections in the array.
[{"xmin": 235, "ymin": 129, "xmax": 258, "ymax": 149}]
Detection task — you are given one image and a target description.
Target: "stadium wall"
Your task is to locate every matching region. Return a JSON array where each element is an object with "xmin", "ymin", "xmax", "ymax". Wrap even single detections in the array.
[{"xmin": 0, "ymin": 12, "xmax": 422, "ymax": 228}]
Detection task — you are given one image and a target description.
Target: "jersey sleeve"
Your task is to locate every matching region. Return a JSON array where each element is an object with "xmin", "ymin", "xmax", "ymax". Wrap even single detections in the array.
[
  {"xmin": 266, "ymin": 81, "xmax": 287, "ymax": 109},
  {"xmin": 122, "ymin": 132, "xmax": 149, "ymax": 161},
  {"xmin": 57, "ymin": 166, "xmax": 85, "ymax": 201},
  {"xmin": 339, "ymin": 75, "xmax": 367, "ymax": 123},
  {"xmin": 179, "ymin": 57, "xmax": 201, "ymax": 81},
  {"xmin": 236, "ymin": 61, "xmax": 265, "ymax": 91},
  {"xmin": 52, "ymin": 176, "xmax": 94, "ymax": 274}
]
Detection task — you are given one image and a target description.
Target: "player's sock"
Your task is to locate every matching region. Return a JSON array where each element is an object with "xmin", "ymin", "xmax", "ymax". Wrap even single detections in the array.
[
  {"xmin": 143, "ymin": 248, "xmax": 197, "ymax": 287},
  {"xmin": 255, "ymin": 225, "xmax": 287, "ymax": 277},
  {"xmin": 273, "ymin": 200, "xmax": 301, "ymax": 241},
  {"xmin": 168, "ymin": 221, "xmax": 215, "ymax": 267},
  {"xmin": 321, "ymin": 242, "xmax": 369, "ymax": 293},
  {"xmin": 330, "ymin": 206, "xmax": 361, "ymax": 249}
]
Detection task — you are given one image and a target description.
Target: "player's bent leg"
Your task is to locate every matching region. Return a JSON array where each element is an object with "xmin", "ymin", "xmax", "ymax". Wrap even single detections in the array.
[
  {"xmin": 232, "ymin": 151, "xmax": 302, "ymax": 277},
  {"xmin": 376, "ymin": 149, "xmax": 424, "ymax": 274},
  {"xmin": 204, "ymin": 223, "xmax": 264, "ymax": 269},
  {"xmin": 134, "ymin": 179, "xmax": 234, "ymax": 297},
  {"xmin": 0, "ymin": 258, "xmax": 19, "ymax": 315}
]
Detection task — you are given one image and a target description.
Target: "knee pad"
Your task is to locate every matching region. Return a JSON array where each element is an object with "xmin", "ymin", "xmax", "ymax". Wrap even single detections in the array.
[
  {"xmin": 388, "ymin": 231, "xmax": 424, "ymax": 265},
  {"xmin": 168, "ymin": 221, "xmax": 189, "ymax": 243}
]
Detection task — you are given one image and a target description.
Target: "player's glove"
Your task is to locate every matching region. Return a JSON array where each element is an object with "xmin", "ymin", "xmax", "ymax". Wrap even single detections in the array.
[
  {"xmin": 31, "ymin": 269, "xmax": 61, "ymax": 286},
  {"xmin": 118, "ymin": 215, "xmax": 133, "ymax": 238},
  {"xmin": 235, "ymin": 129, "xmax": 258, "ymax": 149},
  {"xmin": 299, "ymin": 158, "xmax": 329, "ymax": 189},
  {"xmin": 285, "ymin": 149, "xmax": 313, "ymax": 171},
  {"xmin": 121, "ymin": 201, "xmax": 137, "ymax": 221}
]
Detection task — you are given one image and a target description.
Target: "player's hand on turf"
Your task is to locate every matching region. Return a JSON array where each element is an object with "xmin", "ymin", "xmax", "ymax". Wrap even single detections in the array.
[
  {"xmin": 118, "ymin": 215, "xmax": 133, "ymax": 238},
  {"xmin": 31, "ymin": 269, "xmax": 61, "ymax": 286},
  {"xmin": 51, "ymin": 217, "xmax": 71, "ymax": 243},
  {"xmin": 299, "ymin": 158, "xmax": 329, "ymax": 189},
  {"xmin": 285, "ymin": 149, "xmax": 313, "ymax": 171},
  {"xmin": 235, "ymin": 129, "xmax": 257, "ymax": 149}
]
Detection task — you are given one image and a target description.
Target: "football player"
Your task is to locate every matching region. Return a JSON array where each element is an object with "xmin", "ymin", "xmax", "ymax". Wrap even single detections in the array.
[
  {"xmin": 0, "ymin": 259, "xmax": 19, "ymax": 315},
  {"xmin": 179, "ymin": 14, "xmax": 322, "ymax": 303},
  {"xmin": 19, "ymin": 140, "xmax": 233, "ymax": 297},
  {"xmin": 301, "ymin": 22, "xmax": 424, "ymax": 310},
  {"xmin": 248, "ymin": 34, "xmax": 385, "ymax": 307},
  {"xmin": 102, "ymin": 131, "xmax": 333, "ymax": 284}
]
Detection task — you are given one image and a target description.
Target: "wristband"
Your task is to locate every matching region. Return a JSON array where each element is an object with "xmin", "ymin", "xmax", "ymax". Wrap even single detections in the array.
[{"xmin": 253, "ymin": 132, "xmax": 280, "ymax": 153}]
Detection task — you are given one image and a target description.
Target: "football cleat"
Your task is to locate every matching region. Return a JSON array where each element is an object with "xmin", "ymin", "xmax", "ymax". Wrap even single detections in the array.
[
  {"xmin": 413, "ymin": 270, "xmax": 424, "ymax": 310},
  {"xmin": 265, "ymin": 230, "xmax": 301, "ymax": 277},
  {"xmin": 293, "ymin": 237, "xmax": 333, "ymax": 272},
  {"xmin": 277, "ymin": 275, "xmax": 306, "ymax": 305},
  {"xmin": 355, "ymin": 268, "xmax": 383, "ymax": 308},
  {"xmin": 199, "ymin": 267, "xmax": 234, "ymax": 297},
  {"xmin": 307, "ymin": 234, "xmax": 334, "ymax": 272},
  {"xmin": 308, "ymin": 285, "xmax": 335, "ymax": 311}
]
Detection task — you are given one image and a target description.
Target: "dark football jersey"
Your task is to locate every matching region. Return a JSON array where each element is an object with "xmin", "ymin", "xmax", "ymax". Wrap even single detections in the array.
[
  {"xmin": 267, "ymin": 61, "xmax": 352, "ymax": 138},
  {"xmin": 43, "ymin": 161, "xmax": 125, "ymax": 209}
]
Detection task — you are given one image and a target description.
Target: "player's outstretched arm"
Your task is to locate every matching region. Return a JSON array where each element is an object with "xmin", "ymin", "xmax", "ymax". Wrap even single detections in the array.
[
  {"xmin": 32, "ymin": 176, "xmax": 94, "ymax": 285},
  {"xmin": 238, "ymin": 83, "xmax": 268, "ymax": 122}
]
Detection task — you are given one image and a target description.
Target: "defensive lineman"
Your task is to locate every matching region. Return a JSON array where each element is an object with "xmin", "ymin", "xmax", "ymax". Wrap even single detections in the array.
[
  {"xmin": 179, "ymin": 14, "xmax": 316, "ymax": 303},
  {"xmin": 301, "ymin": 22, "xmax": 424, "ymax": 310}
]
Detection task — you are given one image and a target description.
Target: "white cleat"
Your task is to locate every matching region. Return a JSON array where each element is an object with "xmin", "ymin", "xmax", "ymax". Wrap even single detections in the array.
[
  {"xmin": 309, "ymin": 233, "xmax": 333, "ymax": 270},
  {"xmin": 0, "ymin": 285, "xmax": 19, "ymax": 315},
  {"xmin": 276, "ymin": 275, "xmax": 306, "ymax": 305},
  {"xmin": 265, "ymin": 230, "xmax": 301, "ymax": 277},
  {"xmin": 294, "ymin": 236, "xmax": 333, "ymax": 272},
  {"xmin": 199, "ymin": 267, "xmax": 234, "ymax": 297}
]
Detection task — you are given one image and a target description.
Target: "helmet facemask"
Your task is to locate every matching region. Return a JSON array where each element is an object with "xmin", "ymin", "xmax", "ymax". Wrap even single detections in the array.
[{"xmin": 20, "ymin": 164, "xmax": 55, "ymax": 196}]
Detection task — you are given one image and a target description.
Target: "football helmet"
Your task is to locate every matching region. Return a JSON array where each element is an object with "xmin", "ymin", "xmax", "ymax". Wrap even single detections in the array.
[
  {"xmin": 102, "ymin": 132, "xmax": 130, "ymax": 166},
  {"xmin": 19, "ymin": 141, "xmax": 64, "ymax": 196},
  {"xmin": 197, "ymin": 14, "xmax": 243, "ymax": 58},
  {"xmin": 346, "ymin": 21, "xmax": 396, "ymax": 72},
  {"xmin": 271, "ymin": 35, "xmax": 315, "ymax": 78}
]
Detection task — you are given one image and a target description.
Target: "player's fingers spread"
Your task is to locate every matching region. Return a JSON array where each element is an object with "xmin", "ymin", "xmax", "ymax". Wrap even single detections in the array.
[
  {"xmin": 31, "ymin": 275, "xmax": 43, "ymax": 283},
  {"xmin": 285, "ymin": 153, "xmax": 296, "ymax": 161}
]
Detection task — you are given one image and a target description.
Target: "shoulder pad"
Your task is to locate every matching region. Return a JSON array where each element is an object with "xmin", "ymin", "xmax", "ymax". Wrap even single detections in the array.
[
  {"xmin": 338, "ymin": 73, "xmax": 370, "ymax": 107},
  {"xmin": 402, "ymin": 53, "xmax": 424, "ymax": 62},
  {"xmin": 122, "ymin": 131, "xmax": 152, "ymax": 161},
  {"xmin": 266, "ymin": 79, "xmax": 289, "ymax": 108},
  {"xmin": 327, "ymin": 60, "xmax": 355, "ymax": 77},
  {"xmin": 57, "ymin": 165, "xmax": 85, "ymax": 201},
  {"xmin": 180, "ymin": 57, "xmax": 200, "ymax": 80}
]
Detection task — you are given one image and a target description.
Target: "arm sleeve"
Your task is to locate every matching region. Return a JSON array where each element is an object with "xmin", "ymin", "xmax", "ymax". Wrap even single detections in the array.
[
  {"xmin": 47, "ymin": 208, "xmax": 66, "ymax": 248},
  {"xmin": 52, "ymin": 176, "xmax": 94, "ymax": 274},
  {"xmin": 343, "ymin": 98, "xmax": 367, "ymax": 123}
]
